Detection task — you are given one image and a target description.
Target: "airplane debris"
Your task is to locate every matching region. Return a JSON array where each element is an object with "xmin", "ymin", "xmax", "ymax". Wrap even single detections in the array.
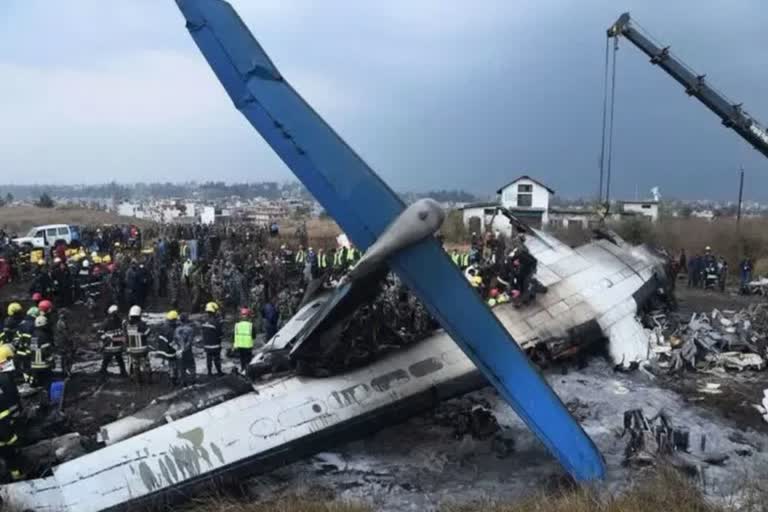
[
  {"xmin": 648, "ymin": 305, "xmax": 768, "ymax": 372},
  {"xmin": 97, "ymin": 376, "xmax": 254, "ymax": 445}
]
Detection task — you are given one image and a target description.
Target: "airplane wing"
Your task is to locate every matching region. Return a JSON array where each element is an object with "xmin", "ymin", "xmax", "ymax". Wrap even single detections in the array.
[{"xmin": 176, "ymin": 0, "xmax": 605, "ymax": 481}]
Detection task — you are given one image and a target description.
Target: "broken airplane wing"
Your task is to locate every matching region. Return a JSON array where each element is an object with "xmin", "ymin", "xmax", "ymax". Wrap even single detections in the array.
[{"xmin": 175, "ymin": 0, "xmax": 604, "ymax": 481}]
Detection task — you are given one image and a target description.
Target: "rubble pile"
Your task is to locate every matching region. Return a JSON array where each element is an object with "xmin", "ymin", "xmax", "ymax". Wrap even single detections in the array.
[
  {"xmin": 647, "ymin": 304, "xmax": 768, "ymax": 372},
  {"xmin": 621, "ymin": 408, "xmax": 729, "ymax": 472},
  {"xmin": 432, "ymin": 397, "xmax": 515, "ymax": 458}
]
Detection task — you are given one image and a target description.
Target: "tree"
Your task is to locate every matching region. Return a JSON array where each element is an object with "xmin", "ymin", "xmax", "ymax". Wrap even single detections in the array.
[
  {"xmin": 4, "ymin": 193, "xmax": 12, "ymax": 204},
  {"xmin": 680, "ymin": 205, "xmax": 693, "ymax": 218},
  {"xmin": 36, "ymin": 192, "xmax": 55, "ymax": 208}
]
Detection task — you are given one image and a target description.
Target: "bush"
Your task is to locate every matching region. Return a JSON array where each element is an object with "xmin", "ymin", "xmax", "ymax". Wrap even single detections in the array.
[
  {"xmin": 36, "ymin": 193, "xmax": 55, "ymax": 208},
  {"xmin": 442, "ymin": 209, "xmax": 469, "ymax": 244}
]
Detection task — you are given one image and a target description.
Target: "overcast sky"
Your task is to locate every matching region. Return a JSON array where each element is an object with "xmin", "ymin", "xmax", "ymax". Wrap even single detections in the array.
[{"xmin": 1, "ymin": 1, "xmax": 766, "ymax": 200}]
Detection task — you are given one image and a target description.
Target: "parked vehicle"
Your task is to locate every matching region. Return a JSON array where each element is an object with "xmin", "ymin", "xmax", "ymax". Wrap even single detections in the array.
[{"xmin": 12, "ymin": 224, "xmax": 80, "ymax": 249}]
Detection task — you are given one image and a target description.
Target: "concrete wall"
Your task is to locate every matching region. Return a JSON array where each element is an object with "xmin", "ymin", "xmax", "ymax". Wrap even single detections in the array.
[{"xmin": 622, "ymin": 202, "xmax": 659, "ymax": 222}]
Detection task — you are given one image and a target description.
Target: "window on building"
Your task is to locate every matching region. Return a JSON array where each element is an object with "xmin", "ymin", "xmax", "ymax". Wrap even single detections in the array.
[
  {"xmin": 641, "ymin": 204, "xmax": 651, "ymax": 209},
  {"xmin": 517, "ymin": 184, "xmax": 533, "ymax": 207}
]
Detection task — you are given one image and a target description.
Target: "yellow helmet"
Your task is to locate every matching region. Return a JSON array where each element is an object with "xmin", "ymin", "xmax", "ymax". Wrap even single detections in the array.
[
  {"xmin": 102, "ymin": 255, "xmax": 112, "ymax": 264},
  {"xmin": 205, "ymin": 302, "xmax": 219, "ymax": 313},
  {"xmin": 471, "ymin": 275, "xmax": 483, "ymax": 286},
  {"xmin": 487, "ymin": 298, "xmax": 497, "ymax": 307},
  {"xmin": 0, "ymin": 344, "xmax": 14, "ymax": 365},
  {"xmin": 6, "ymin": 303, "xmax": 22, "ymax": 316},
  {"xmin": 166, "ymin": 310, "xmax": 179, "ymax": 321},
  {"xmin": 92, "ymin": 255, "xmax": 103, "ymax": 264}
]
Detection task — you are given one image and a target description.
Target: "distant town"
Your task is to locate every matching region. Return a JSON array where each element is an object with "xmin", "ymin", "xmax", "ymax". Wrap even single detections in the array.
[{"xmin": 0, "ymin": 179, "xmax": 761, "ymax": 228}]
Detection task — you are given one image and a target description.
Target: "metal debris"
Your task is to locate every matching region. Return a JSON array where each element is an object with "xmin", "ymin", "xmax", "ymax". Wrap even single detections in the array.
[{"xmin": 647, "ymin": 305, "xmax": 768, "ymax": 372}]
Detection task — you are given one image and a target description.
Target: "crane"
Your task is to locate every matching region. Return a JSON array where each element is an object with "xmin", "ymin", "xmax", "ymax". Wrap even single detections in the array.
[{"xmin": 607, "ymin": 12, "xmax": 768, "ymax": 159}]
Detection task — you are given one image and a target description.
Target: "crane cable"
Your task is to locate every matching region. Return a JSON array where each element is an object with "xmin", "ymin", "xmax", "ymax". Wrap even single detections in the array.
[
  {"xmin": 598, "ymin": 35, "xmax": 620, "ymax": 211},
  {"xmin": 605, "ymin": 36, "xmax": 619, "ymax": 209}
]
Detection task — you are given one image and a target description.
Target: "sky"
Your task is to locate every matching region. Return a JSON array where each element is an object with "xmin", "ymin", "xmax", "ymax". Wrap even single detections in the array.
[{"xmin": 1, "ymin": 0, "xmax": 767, "ymax": 201}]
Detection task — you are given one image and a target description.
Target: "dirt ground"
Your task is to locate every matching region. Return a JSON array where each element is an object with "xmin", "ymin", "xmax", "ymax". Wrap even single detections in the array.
[{"xmin": 0, "ymin": 206, "xmax": 151, "ymax": 234}]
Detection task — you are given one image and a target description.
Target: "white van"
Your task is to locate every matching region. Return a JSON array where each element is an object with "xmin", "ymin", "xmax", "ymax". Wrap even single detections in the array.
[{"xmin": 12, "ymin": 224, "xmax": 81, "ymax": 249}]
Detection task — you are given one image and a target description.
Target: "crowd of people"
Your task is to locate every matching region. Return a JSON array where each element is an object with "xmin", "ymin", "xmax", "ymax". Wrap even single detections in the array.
[{"xmin": 676, "ymin": 246, "xmax": 755, "ymax": 293}]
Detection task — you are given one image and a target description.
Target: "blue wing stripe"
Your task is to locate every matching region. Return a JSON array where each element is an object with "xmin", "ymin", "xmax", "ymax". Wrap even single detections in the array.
[{"xmin": 177, "ymin": 0, "xmax": 605, "ymax": 481}]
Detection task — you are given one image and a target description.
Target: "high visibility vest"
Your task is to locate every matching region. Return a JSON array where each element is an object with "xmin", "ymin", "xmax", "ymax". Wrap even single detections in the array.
[
  {"xmin": 451, "ymin": 253, "xmax": 460, "ymax": 265},
  {"xmin": 333, "ymin": 250, "xmax": 345, "ymax": 267},
  {"xmin": 347, "ymin": 248, "xmax": 357, "ymax": 262},
  {"xmin": 233, "ymin": 321, "xmax": 254, "ymax": 350},
  {"xmin": 30, "ymin": 337, "xmax": 53, "ymax": 370},
  {"xmin": 295, "ymin": 250, "xmax": 306, "ymax": 264},
  {"xmin": 318, "ymin": 253, "xmax": 328, "ymax": 268},
  {"xmin": 461, "ymin": 253, "xmax": 470, "ymax": 267}
]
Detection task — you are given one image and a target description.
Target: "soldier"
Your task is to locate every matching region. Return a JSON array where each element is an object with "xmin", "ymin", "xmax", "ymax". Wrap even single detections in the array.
[
  {"xmin": 55, "ymin": 309, "xmax": 74, "ymax": 377},
  {"xmin": 173, "ymin": 314, "xmax": 196, "ymax": 386}
]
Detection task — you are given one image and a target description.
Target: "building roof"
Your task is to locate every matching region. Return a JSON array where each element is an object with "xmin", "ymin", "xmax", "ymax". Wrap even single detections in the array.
[
  {"xmin": 496, "ymin": 175, "xmax": 555, "ymax": 195},
  {"xmin": 620, "ymin": 200, "xmax": 659, "ymax": 205},
  {"xmin": 458, "ymin": 201, "xmax": 499, "ymax": 211}
]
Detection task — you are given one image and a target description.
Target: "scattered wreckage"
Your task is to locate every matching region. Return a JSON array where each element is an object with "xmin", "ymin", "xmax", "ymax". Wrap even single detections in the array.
[
  {"xmin": 0, "ymin": 1, "xmax": 674, "ymax": 509},
  {"xmin": 648, "ymin": 304, "xmax": 768, "ymax": 373},
  {"xmin": 0, "ymin": 220, "xmax": 671, "ymax": 511}
]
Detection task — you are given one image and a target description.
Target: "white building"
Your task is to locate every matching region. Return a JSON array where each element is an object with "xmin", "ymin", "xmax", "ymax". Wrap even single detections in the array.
[
  {"xmin": 621, "ymin": 200, "xmax": 659, "ymax": 222},
  {"xmin": 461, "ymin": 176, "xmax": 555, "ymax": 234},
  {"xmin": 496, "ymin": 175, "xmax": 554, "ymax": 227}
]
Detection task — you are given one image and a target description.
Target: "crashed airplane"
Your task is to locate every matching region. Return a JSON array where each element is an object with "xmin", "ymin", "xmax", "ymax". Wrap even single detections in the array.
[{"xmin": 0, "ymin": 1, "xmax": 669, "ymax": 510}]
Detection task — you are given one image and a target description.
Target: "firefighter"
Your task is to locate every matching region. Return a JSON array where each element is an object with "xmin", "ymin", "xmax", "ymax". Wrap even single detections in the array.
[
  {"xmin": 13, "ymin": 307, "xmax": 37, "ymax": 381},
  {"xmin": 0, "ymin": 344, "xmax": 23, "ymax": 482},
  {"xmin": 157, "ymin": 310, "xmax": 180, "ymax": 386},
  {"xmin": 0, "ymin": 303, "xmax": 24, "ymax": 345},
  {"xmin": 201, "ymin": 302, "xmax": 223, "ymax": 376},
  {"xmin": 29, "ymin": 315, "xmax": 54, "ymax": 396},
  {"xmin": 99, "ymin": 305, "xmax": 127, "ymax": 381},
  {"xmin": 233, "ymin": 308, "xmax": 254, "ymax": 373},
  {"xmin": 124, "ymin": 305, "xmax": 151, "ymax": 383}
]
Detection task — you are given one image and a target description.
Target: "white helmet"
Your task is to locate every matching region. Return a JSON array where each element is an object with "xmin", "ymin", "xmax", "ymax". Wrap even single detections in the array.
[
  {"xmin": 35, "ymin": 315, "xmax": 48, "ymax": 328},
  {"xmin": 107, "ymin": 305, "xmax": 119, "ymax": 315},
  {"xmin": 82, "ymin": 259, "xmax": 90, "ymax": 268},
  {"xmin": 705, "ymin": 246, "xmax": 711, "ymax": 252},
  {"xmin": 129, "ymin": 305, "xmax": 142, "ymax": 317}
]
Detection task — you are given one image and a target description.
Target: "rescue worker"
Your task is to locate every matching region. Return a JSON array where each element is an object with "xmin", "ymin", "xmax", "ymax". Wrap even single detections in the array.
[
  {"xmin": 124, "ymin": 305, "xmax": 151, "ymax": 383},
  {"xmin": 157, "ymin": 310, "xmax": 180, "ymax": 386},
  {"xmin": 0, "ymin": 303, "xmax": 24, "ymax": 345},
  {"xmin": 99, "ymin": 304, "xmax": 128, "ymax": 381},
  {"xmin": 0, "ymin": 344, "xmax": 23, "ymax": 482},
  {"xmin": 29, "ymin": 261, "xmax": 52, "ymax": 298},
  {"xmin": 261, "ymin": 300, "xmax": 280, "ymax": 342},
  {"xmin": 294, "ymin": 245, "xmax": 306, "ymax": 268},
  {"xmin": 201, "ymin": 302, "xmax": 223, "ymax": 376},
  {"xmin": 29, "ymin": 315, "xmax": 54, "ymax": 395},
  {"xmin": 233, "ymin": 308, "xmax": 255, "ymax": 373},
  {"xmin": 173, "ymin": 313, "xmax": 195, "ymax": 386},
  {"xmin": 14, "ymin": 307, "xmax": 37, "ymax": 381},
  {"xmin": 316, "ymin": 248, "xmax": 328, "ymax": 275},
  {"xmin": 333, "ymin": 246, "xmax": 347, "ymax": 270}
]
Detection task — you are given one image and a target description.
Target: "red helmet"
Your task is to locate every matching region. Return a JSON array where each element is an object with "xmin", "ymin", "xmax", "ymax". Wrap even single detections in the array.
[
  {"xmin": 489, "ymin": 288, "xmax": 499, "ymax": 298},
  {"xmin": 240, "ymin": 307, "xmax": 251, "ymax": 318},
  {"xmin": 511, "ymin": 290, "xmax": 521, "ymax": 299},
  {"xmin": 32, "ymin": 292, "xmax": 43, "ymax": 302},
  {"xmin": 38, "ymin": 300, "xmax": 53, "ymax": 314}
]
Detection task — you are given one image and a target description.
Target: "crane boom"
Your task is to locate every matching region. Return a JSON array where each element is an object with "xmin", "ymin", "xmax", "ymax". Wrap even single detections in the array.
[{"xmin": 608, "ymin": 12, "xmax": 768, "ymax": 159}]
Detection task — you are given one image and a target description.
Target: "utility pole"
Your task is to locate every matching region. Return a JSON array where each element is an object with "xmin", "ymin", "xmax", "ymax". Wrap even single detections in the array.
[{"xmin": 737, "ymin": 166, "xmax": 744, "ymax": 224}]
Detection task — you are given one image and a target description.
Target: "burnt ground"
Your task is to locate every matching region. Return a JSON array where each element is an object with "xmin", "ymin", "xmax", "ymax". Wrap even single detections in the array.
[{"xmin": 657, "ymin": 285, "xmax": 768, "ymax": 433}]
